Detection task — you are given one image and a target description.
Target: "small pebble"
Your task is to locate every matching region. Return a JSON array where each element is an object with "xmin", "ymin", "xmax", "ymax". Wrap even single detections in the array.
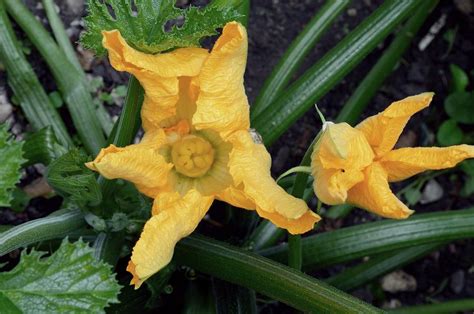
[
  {"xmin": 381, "ymin": 270, "xmax": 417, "ymax": 293},
  {"xmin": 450, "ymin": 270, "xmax": 465, "ymax": 294},
  {"xmin": 347, "ymin": 8, "xmax": 357, "ymax": 16}
]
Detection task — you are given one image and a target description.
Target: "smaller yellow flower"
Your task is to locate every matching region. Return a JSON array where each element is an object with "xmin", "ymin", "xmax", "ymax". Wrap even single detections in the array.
[
  {"xmin": 311, "ymin": 93, "xmax": 474, "ymax": 219},
  {"xmin": 87, "ymin": 22, "xmax": 320, "ymax": 288}
]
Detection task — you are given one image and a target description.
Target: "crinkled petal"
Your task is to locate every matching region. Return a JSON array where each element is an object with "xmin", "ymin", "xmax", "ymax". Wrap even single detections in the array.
[
  {"xmin": 102, "ymin": 30, "xmax": 208, "ymax": 131},
  {"xmin": 347, "ymin": 162, "xmax": 413, "ymax": 219},
  {"xmin": 381, "ymin": 145, "xmax": 474, "ymax": 182},
  {"xmin": 311, "ymin": 123, "xmax": 374, "ymax": 204},
  {"xmin": 193, "ymin": 22, "xmax": 250, "ymax": 136},
  {"xmin": 255, "ymin": 208, "xmax": 321, "ymax": 235},
  {"xmin": 216, "ymin": 184, "xmax": 255, "ymax": 210},
  {"xmin": 85, "ymin": 130, "xmax": 172, "ymax": 198},
  {"xmin": 228, "ymin": 130, "xmax": 319, "ymax": 233},
  {"xmin": 128, "ymin": 190, "xmax": 213, "ymax": 288},
  {"xmin": 356, "ymin": 93, "xmax": 434, "ymax": 157}
]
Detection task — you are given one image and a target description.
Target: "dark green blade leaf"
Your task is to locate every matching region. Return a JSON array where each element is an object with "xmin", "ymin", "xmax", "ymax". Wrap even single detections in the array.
[
  {"xmin": 252, "ymin": 0, "xmax": 420, "ymax": 146},
  {"xmin": 326, "ymin": 243, "xmax": 443, "ymax": 291},
  {"xmin": 47, "ymin": 149, "xmax": 102, "ymax": 207},
  {"xmin": 0, "ymin": 124, "xmax": 25, "ymax": 207},
  {"xmin": 252, "ymin": 0, "xmax": 351, "ymax": 116},
  {"xmin": 0, "ymin": 238, "xmax": 121, "ymax": 313},
  {"xmin": 261, "ymin": 208, "xmax": 474, "ymax": 270},
  {"xmin": 82, "ymin": 0, "xmax": 242, "ymax": 55}
]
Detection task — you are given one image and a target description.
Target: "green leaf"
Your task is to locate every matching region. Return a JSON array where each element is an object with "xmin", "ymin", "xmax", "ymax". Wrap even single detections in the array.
[
  {"xmin": 402, "ymin": 187, "xmax": 422, "ymax": 206},
  {"xmin": 460, "ymin": 159, "xmax": 474, "ymax": 176},
  {"xmin": 261, "ymin": 208, "xmax": 474, "ymax": 270},
  {"xmin": 0, "ymin": 238, "xmax": 121, "ymax": 313},
  {"xmin": 461, "ymin": 175, "xmax": 474, "ymax": 197},
  {"xmin": 0, "ymin": 124, "xmax": 25, "ymax": 207},
  {"xmin": 436, "ymin": 119, "xmax": 463, "ymax": 146},
  {"xmin": 81, "ymin": 0, "xmax": 242, "ymax": 56},
  {"xmin": 449, "ymin": 63, "xmax": 469, "ymax": 93},
  {"xmin": 444, "ymin": 91, "xmax": 474, "ymax": 124},
  {"xmin": 47, "ymin": 149, "xmax": 102, "ymax": 207},
  {"xmin": 48, "ymin": 91, "xmax": 64, "ymax": 108}
]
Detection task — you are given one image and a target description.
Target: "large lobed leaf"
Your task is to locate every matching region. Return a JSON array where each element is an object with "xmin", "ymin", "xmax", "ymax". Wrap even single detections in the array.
[
  {"xmin": 81, "ymin": 0, "xmax": 242, "ymax": 55},
  {"xmin": 0, "ymin": 124, "xmax": 25, "ymax": 207},
  {"xmin": 0, "ymin": 238, "xmax": 121, "ymax": 313}
]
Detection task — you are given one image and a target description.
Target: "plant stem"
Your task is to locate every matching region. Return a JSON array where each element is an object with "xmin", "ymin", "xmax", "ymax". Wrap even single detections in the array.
[
  {"xmin": 0, "ymin": 210, "xmax": 85, "ymax": 256},
  {"xmin": 41, "ymin": 0, "xmax": 82, "ymax": 73},
  {"xmin": 0, "ymin": 3, "xmax": 72, "ymax": 148},
  {"xmin": 175, "ymin": 235, "xmax": 382, "ymax": 313},
  {"xmin": 4, "ymin": 0, "xmax": 106, "ymax": 154}
]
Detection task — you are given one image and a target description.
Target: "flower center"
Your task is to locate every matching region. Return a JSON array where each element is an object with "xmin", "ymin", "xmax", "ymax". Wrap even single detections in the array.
[{"xmin": 171, "ymin": 135, "xmax": 215, "ymax": 178}]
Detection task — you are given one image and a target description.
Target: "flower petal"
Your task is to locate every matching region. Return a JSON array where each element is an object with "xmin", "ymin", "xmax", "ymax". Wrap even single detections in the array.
[
  {"xmin": 311, "ymin": 123, "xmax": 374, "ymax": 204},
  {"xmin": 228, "ymin": 130, "xmax": 319, "ymax": 233},
  {"xmin": 192, "ymin": 22, "xmax": 250, "ymax": 136},
  {"xmin": 255, "ymin": 208, "xmax": 321, "ymax": 235},
  {"xmin": 128, "ymin": 189, "xmax": 213, "ymax": 288},
  {"xmin": 380, "ymin": 145, "xmax": 474, "ymax": 182},
  {"xmin": 313, "ymin": 168, "xmax": 365, "ymax": 205},
  {"xmin": 216, "ymin": 184, "xmax": 255, "ymax": 210},
  {"xmin": 85, "ymin": 130, "xmax": 172, "ymax": 198},
  {"xmin": 356, "ymin": 93, "xmax": 434, "ymax": 157},
  {"xmin": 347, "ymin": 162, "xmax": 413, "ymax": 219},
  {"xmin": 102, "ymin": 30, "xmax": 209, "ymax": 131}
]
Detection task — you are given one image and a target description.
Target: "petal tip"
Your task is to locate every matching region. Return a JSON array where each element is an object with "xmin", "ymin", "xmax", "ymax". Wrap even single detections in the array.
[{"xmin": 127, "ymin": 261, "xmax": 144, "ymax": 289}]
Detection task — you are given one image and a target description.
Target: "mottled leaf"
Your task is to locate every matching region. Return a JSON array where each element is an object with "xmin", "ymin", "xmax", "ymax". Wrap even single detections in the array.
[
  {"xmin": 0, "ymin": 238, "xmax": 121, "ymax": 313},
  {"xmin": 81, "ymin": 0, "xmax": 242, "ymax": 55},
  {"xmin": 0, "ymin": 124, "xmax": 25, "ymax": 207}
]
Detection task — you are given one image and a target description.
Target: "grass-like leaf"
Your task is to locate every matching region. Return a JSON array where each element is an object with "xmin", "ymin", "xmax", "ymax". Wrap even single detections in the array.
[
  {"xmin": 0, "ymin": 238, "xmax": 120, "ymax": 313},
  {"xmin": 0, "ymin": 124, "xmax": 25, "ymax": 207},
  {"xmin": 82, "ymin": 0, "xmax": 242, "ymax": 55}
]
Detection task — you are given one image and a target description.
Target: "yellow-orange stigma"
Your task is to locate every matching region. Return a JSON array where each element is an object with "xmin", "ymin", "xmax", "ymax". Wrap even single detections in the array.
[{"xmin": 171, "ymin": 135, "xmax": 215, "ymax": 178}]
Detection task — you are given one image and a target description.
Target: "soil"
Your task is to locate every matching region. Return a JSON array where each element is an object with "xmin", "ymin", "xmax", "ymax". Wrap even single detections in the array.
[{"xmin": 1, "ymin": 0, "xmax": 474, "ymax": 311}]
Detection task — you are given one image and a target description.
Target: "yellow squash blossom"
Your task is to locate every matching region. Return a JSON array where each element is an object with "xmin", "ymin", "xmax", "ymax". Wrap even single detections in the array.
[
  {"xmin": 86, "ymin": 22, "xmax": 320, "ymax": 288},
  {"xmin": 311, "ymin": 92, "xmax": 474, "ymax": 219}
]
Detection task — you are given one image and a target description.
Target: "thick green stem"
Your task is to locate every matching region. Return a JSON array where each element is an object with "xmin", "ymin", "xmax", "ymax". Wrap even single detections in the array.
[
  {"xmin": 175, "ymin": 235, "xmax": 382, "ymax": 313},
  {"xmin": 252, "ymin": 0, "xmax": 350, "ymax": 117},
  {"xmin": 0, "ymin": 210, "xmax": 85, "ymax": 256},
  {"xmin": 0, "ymin": 3, "xmax": 72, "ymax": 148},
  {"xmin": 4, "ymin": 0, "xmax": 106, "ymax": 154},
  {"xmin": 41, "ymin": 0, "xmax": 82, "ymax": 72}
]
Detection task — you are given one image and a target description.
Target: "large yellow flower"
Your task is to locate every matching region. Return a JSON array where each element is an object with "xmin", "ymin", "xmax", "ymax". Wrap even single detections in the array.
[
  {"xmin": 311, "ymin": 92, "xmax": 474, "ymax": 219},
  {"xmin": 86, "ymin": 22, "xmax": 320, "ymax": 288}
]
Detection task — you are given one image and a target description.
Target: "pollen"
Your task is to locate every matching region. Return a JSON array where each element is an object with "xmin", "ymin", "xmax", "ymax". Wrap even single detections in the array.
[{"xmin": 171, "ymin": 135, "xmax": 215, "ymax": 178}]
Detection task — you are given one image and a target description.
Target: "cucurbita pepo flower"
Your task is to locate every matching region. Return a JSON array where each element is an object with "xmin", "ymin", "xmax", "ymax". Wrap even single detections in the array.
[
  {"xmin": 86, "ymin": 22, "xmax": 320, "ymax": 288},
  {"xmin": 311, "ymin": 92, "xmax": 474, "ymax": 219}
]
